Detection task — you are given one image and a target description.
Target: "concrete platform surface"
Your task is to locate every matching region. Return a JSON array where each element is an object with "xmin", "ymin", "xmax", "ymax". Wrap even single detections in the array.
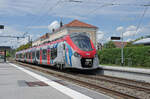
[
  {"xmin": 0, "ymin": 63, "xmax": 112, "ymax": 99},
  {"xmin": 99, "ymin": 65, "xmax": 150, "ymax": 82},
  {"xmin": 100, "ymin": 65, "xmax": 150, "ymax": 75}
]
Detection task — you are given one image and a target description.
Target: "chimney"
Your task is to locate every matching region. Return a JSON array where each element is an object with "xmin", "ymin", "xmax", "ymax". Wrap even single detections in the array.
[
  {"xmin": 52, "ymin": 28, "xmax": 55, "ymax": 32},
  {"xmin": 46, "ymin": 33, "xmax": 49, "ymax": 38}
]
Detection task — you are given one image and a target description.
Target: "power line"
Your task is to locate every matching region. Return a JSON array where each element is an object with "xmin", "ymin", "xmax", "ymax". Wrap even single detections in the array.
[
  {"xmin": 24, "ymin": 0, "xmax": 50, "ymax": 32},
  {"xmin": 37, "ymin": 0, "xmax": 62, "ymax": 25},
  {"xmin": 135, "ymin": 7, "xmax": 148, "ymax": 33},
  {"xmin": 25, "ymin": 0, "xmax": 62, "ymax": 33}
]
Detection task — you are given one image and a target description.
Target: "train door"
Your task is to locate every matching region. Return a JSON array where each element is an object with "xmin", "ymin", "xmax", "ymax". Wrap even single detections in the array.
[
  {"xmin": 59, "ymin": 43, "xmax": 65, "ymax": 64},
  {"xmin": 30, "ymin": 50, "xmax": 32, "ymax": 63},
  {"xmin": 35, "ymin": 49, "xmax": 40, "ymax": 64},
  {"xmin": 42, "ymin": 48, "xmax": 47, "ymax": 65},
  {"xmin": 40, "ymin": 48, "xmax": 42, "ymax": 64},
  {"xmin": 32, "ymin": 49, "xmax": 35, "ymax": 64},
  {"xmin": 47, "ymin": 46, "xmax": 50, "ymax": 65},
  {"xmin": 63, "ymin": 43, "xmax": 66, "ymax": 64}
]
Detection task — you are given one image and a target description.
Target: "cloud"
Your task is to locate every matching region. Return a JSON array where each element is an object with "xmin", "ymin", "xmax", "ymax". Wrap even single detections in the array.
[
  {"xmin": 27, "ymin": 25, "xmax": 48, "ymax": 29},
  {"xmin": 0, "ymin": 25, "xmax": 45, "ymax": 47},
  {"xmin": 48, "ymin": 20, "xmax": 60, "ymax": 32},
  {"xmin": 106, "ymin": 37, "xmax": 111, "ymax": 42},
  {"xmin": 97, "ymin": 30, "xmax": 104, "ymax": 41},
  {"xmin": 0, "ymin": 0, "xmax": 149, "ymax": 18},
  {"xmin": 0, "ymin": 26, "xmax": 26, "ymax": 47},
  {"xmin": 123, "ymin": 31, "xmax": 137, "ymax": 37},
  {"xmin": 96, "ymin": 30, "xmax": 111, "ymax": 44},
  {"xmin": 116, "ymin": 26, "xmax": 124, "ymax": 32},
  {"xmin": 126, "ymin": 25, "xmax": 136, "ymax": 31},
  {"xmin": 2, "ymin": 26, "xmax": 23, "ymax": 36},
  {"xmin": 126, "ymin": 38, "xmax": 133, "ymax": 42},
  {"xmin": 116, "ymin": 24, "xmax": 150, "ymax": 39}
]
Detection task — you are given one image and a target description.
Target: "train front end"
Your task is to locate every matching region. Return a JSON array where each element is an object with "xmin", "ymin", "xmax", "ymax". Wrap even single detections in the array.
[{"xmin": 65, "ymin": 33, "xmax": 99, "ymax": 70}]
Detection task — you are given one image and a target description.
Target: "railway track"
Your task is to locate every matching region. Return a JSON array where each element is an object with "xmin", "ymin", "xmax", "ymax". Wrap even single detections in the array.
[
  {"xmin": 76, "ymin": 74, "xmax": 150, "ymax": 93},
  {"xmin": 13, "ymin": 61, "xmax": 150, "ymax": 99}
]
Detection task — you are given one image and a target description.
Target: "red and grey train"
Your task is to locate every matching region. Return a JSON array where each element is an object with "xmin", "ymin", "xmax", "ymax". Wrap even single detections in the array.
[{"xmin": 16, "ymin": 33, "xmax": 99, "ymax": 70}]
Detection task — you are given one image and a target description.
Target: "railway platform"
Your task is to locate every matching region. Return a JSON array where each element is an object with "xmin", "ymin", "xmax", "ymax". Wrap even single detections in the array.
[
  {"xmin": 99, "ymin": 65, "xmax": 150, "ymax": 82},
  {"xmin": 0, "ymin": 62, "xmax": 111, "ymax": 99}
]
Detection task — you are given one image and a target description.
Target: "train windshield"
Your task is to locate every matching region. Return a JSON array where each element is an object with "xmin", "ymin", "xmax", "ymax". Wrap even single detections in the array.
[{"xmin": 71, "ymin": 34, "xmax": 93, "ymax": 51}]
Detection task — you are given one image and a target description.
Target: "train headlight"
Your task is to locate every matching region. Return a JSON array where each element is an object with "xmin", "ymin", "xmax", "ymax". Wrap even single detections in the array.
[{"xmin": 74, "ymin": 52, "xmax": 80, "ymax": 57}]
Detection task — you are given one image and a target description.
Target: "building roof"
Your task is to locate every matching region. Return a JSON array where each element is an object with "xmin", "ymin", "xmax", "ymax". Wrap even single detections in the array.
[
  {"xmin": 53, "ymin": 19, "xmax": 97, "ymax": 33},
  {"xmin": 33, "ymin": 19, "xmax": 98, "ymax": 45},
  {"xmin": 65, "ymin": 19, "xmax": 97, "ymax": 28},
  {"xmin": 113, "ymin": 41, "xmax": 128, "ymax": 48},
  {"xmin": 133, "ymin": 38, "xmax": 150, "ymax": 45},
  {"xmin": 40, "ymin": 33, "xmax": 49, "ymax": 39}
]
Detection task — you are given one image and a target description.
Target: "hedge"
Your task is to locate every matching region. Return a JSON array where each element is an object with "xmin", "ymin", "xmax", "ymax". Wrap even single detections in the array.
[{"xmin": 98, "ymin": 46, "xmax": 150, "ymax": 67}]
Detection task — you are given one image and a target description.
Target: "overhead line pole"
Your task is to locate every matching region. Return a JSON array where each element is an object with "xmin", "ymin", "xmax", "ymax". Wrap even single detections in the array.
[{"xmin": 121, "ymin": 31, "xmax": 124, "ymax": 66}]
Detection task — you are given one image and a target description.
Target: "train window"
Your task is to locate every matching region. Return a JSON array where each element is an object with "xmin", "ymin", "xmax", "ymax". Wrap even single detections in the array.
[
  {"xmin": 20, "ymin": 54, "xmax": 22, "ymax": 58},
  {"xmin": 32, "ymin": 51, "xmax": 35, "ymax": 59},
  {"xmin": 63, "ymin": 44, "xmax": 65, "ymax": 50},
  {"xmin": 36, "ymin": 50, "xmax": 40, "ymax": 59},
  {"xmin": 71, "ymin": 34, "xmax": 92, "ymax": 51},
  {"xmin": 22, "ymin": 53, "xmax": 24, "ymax": 58},
  {"xmin": 25, "ymin": 53, "xmax": 27, "ymax": 59},
  {"xmin": 29, "ymin": 52, "xmax": 31, "ymax": 59},
  {"xmin": 42, "ymin": 49, "xmax": 47, "ymax": 60},
  {"xmin": 51, "ymin": 48, "xmax": 57, "ymax": 60},
  {"xmin": 28, "ymin": 52, "xmax": 30, "ymax": 59},
  {"xmin": 47, "ymin": 48, "xmax": 50, "ymax": 56}
]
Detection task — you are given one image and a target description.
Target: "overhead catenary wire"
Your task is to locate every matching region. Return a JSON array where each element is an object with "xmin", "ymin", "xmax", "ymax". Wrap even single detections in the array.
[
  {"xmin": 25, "ymin": 0, "xmax": 62, "ymax": 33},
  {"xmin": 23, "ymin": 0, "xmax": 149, "ymax": 43},
  {"xmin": 0, "ymin": 0, "xmax": 50, "ymax": 46},
  {"xmin": 20, "ymin": 0, "xmax": 62, "ymax": 47},
  {"xmin": 131, "ymin": 2, "xmax": 149, "ymax": 39},
  {"xmin": 84, "ymin": 0, "xmax": 150, "ymax": 42},
  {"xmin": 135, "ymin": 7, "xmax": 148, "ymax": 33},
  {"xmin": 23, "ymin": 0, "xmax": 50, "ymax": 33}
]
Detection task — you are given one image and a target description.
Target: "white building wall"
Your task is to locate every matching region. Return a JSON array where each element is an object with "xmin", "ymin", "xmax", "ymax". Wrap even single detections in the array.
[
  {"xmin": 32, "ymin": 27, "xmax": 97, "ymax": 47},
  {"xmin": 49, "ymin": 29, "xmax": 68, "ymax": 41}
]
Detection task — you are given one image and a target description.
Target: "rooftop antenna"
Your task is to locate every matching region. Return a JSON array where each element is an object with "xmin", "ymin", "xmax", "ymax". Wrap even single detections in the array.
[{"xmin": 60, "ymin": 17, "xmax": 63, "ymax": 27}]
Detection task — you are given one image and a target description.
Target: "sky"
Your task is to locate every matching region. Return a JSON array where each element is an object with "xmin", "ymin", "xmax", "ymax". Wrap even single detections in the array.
[{"xmin": 0, "ymin": 0, "xmax": 150, "ymax": 48}]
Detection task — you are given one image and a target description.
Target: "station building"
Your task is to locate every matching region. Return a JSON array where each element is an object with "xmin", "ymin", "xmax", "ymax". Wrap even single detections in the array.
[{"xmin": 32, "ymin": 20, "xmax": 98, "ymax": 47}]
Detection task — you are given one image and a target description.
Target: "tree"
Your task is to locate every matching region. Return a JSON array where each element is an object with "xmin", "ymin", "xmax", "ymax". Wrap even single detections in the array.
[
  {"xmin": 16, "ymin": 43, "xmax": 32, "ymax": 51},
  {"xmin": 104, "ymin": 41, "xmax": 116, "ymax": 48}
]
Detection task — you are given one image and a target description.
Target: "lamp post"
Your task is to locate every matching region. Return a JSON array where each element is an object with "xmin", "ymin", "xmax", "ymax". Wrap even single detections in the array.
[{"xmin": 111, "ymin": 35, "xmax": 124, "ymax": 66}]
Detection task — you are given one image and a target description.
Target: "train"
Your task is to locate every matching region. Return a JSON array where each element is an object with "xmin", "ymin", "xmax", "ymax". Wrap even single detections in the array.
[{"xmin": 15, "ymin": 33, "xmax": 99, "ymax": 70}]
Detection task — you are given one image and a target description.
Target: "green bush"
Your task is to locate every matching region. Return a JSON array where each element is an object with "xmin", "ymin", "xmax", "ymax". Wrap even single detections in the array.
[{"xmin": 98, "ymin": 46, "xmax": 150, "ymax": 67}]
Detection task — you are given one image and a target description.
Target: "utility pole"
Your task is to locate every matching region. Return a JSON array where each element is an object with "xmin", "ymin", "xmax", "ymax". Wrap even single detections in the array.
[
  {"xmin": 111, "ymin": 33, "xmax": 124, "ymax": 66},
  {"xmin": 0, "ymin": 25, "xmax": 6, "ymax": 62},
  {"xmin": 121, "ymin": 32, "xmax": 124, "ymax": 66}
]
